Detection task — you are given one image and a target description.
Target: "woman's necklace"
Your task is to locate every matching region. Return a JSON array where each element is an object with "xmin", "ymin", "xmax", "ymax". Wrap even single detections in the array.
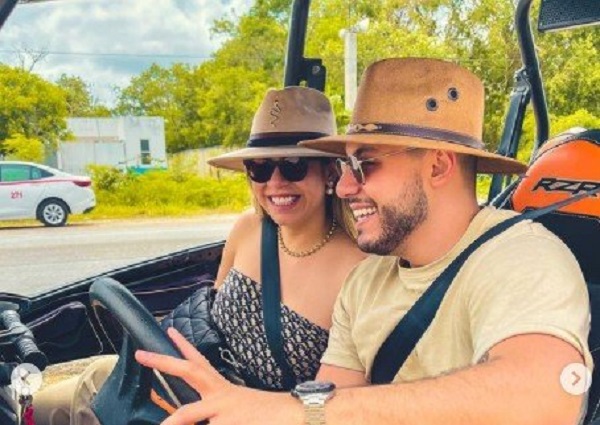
[{"xmin": 278, "ymin": 220, "xmax": 337, "ymax": 258}]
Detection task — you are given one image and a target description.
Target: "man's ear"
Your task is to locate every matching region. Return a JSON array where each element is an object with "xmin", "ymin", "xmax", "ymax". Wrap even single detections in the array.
[{"xmin": 428, "ymin": 150, "xmax": 458, "ymax": 188}]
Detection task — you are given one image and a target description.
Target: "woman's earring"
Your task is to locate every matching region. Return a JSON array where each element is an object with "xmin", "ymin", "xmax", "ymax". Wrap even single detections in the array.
[{"xmin": 326, "ymin": 180, "xmax": 334, "ymax": 195}]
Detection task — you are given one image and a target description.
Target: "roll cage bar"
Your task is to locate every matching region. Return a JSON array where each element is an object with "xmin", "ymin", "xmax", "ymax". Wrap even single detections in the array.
[
  {"xmin": 487, "ymin": 0, "xmax": 548, "ymax": 201},
  {"xmin": 488, "ymin": 0, "xmax": 599, "ymax": 201},
  {"xmin": 283, "ymin": 0, "xmax": 326, "ymax": 90},
  {"xmin": 0, "ymin": 0, "xmax": 17, "ymax": 29}
]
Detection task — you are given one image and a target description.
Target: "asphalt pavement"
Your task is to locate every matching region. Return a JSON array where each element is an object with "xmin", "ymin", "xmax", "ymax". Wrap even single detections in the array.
[{"xmin": 0, "ymin": 214, "xmax": 238, "ymax": 296}]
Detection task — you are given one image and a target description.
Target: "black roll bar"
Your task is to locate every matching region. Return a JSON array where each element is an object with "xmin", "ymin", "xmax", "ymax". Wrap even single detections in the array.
[
  {"xmin": 283, "ymin": 0, "xmax": 326, "ymax": 91},
  {"xmin": 487, "ymin": 69, "xmax": 532, "ymax": 202},
  {"xmin": 488, "ymin": 0, "xmax": 550, "ymax": 202},
  {"xmin": 0, "ymin": 0, "xmax": 18, "ymax": 30},
  {"xmin": 515, "ymin": 0, "xmax": 549, "ymax": 150}
]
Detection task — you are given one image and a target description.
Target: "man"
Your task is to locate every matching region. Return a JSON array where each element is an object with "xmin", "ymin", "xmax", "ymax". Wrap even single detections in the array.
[{"xmin": 136, "ymin": 58, "xmax": 592, "ymax": 425}]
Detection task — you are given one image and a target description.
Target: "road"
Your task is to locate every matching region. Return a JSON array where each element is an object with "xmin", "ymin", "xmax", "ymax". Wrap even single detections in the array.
[{"xmin": 0, "ymin": 215, "xmax": 238, "ymax": 296}]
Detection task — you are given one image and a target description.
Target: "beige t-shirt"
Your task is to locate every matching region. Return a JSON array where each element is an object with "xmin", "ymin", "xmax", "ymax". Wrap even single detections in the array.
[{"xmin": 322, "ymin": 207, "xmax": 592, "ymax": 382}]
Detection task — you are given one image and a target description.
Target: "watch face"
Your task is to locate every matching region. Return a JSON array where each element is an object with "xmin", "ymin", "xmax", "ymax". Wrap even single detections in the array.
[{"xmin": 294, "ymin": 381, "xmax": 335, "ymax": 396}]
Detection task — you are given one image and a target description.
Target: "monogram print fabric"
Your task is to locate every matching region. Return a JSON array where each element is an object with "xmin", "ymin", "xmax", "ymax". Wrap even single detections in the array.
[{"xmin": 211, "ymin": 268, "xmax": 329, "ymax": 390}]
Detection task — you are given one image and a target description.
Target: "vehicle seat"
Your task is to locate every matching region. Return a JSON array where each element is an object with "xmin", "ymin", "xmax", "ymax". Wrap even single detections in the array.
[{"xmin": 503, "ymin": 128, "xmax": 600, "ymax": 423}]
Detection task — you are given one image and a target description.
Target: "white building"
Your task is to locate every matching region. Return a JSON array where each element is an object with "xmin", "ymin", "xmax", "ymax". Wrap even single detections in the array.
[{"xmin": 57, "ymin": 116, "xmax": 167, "ymax": 175}]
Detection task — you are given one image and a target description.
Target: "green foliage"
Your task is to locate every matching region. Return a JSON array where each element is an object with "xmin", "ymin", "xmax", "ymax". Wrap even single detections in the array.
[
  {"xmin": 90, "ymin": 168, "xmax": 250, "ymax": 217},
  {"xmin": 115, "ymin": 63, "xmax": 272, "ymax": 152},
  {"xmin": 86, "ymin": 160, "xmax": 250, "ymax": 217},
  {"xmin": 113, "ymin": 0, "xmax": 290, "ymax": 154},
  {"xmin": 167, "ymin": 154, "xmax": 199, "ymax": 182},
  {"xmin": 56, "ymin": 74, "xmax": 112, "ymax": 118},
  {"xmin": 0, "ymin": 64, "xmax": 69, "ymax": 154},
  {"xmin": 111, "ymin": 0, "xmax": 597, "ymax": 160},
  {"xmin": 519, "ymin": 108, "xmax": 600, "ymax": 162},
  {"xmin": 539, "ymin": 30, "xmax": 599, "ymax": 117},
  {"xmin": 87, "ymin": 164, "xmax": 133, "ymax": 191},
  {"xmin": 115, "ymin": 64, "xmax": 195, "ymax": 152},
  {"xmin": 552, "ymin": 110, "xmax": 600, "ymax": 135},
  {"xmin": 192, "ymin": 64, "xmax": 270, "ymax": 148},
  {"xmin": 3, "ymin": 133, "xmax": 44, "ymax": 162}
]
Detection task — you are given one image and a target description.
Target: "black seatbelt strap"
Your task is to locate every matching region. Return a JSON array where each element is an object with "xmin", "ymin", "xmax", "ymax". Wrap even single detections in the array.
[
  {"xmin": 371, "ymin": 188, "xmax": 600, "ymax": 385},
  {"xmin": 261, "ymin": 217, "xmax": 297, "ymax": 390}
]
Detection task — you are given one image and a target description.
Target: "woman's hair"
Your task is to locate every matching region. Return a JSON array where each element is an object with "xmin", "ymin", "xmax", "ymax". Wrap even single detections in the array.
[{"xmin": 248, "ymin": 158, "xmax": 356, "ymax": 240}]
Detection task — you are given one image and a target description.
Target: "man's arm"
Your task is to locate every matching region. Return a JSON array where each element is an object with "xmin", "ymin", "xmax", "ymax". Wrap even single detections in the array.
[
  {"xmin": 317, "ymin": 364, "xmax": 368, "ymax": 388},
  {"xmin": 325, "ymin": 333, "xmax": 585, "ymax": 425},
  {"xmin": 136, "ymin": 330, "xmax": 586, "ymax": 425}
]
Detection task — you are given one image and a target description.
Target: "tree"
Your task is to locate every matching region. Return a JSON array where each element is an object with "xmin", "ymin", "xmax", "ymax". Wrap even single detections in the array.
[
  {"xmin": 3, "ymin": 133, "xmax": 44, "ymax": 162},
  {"xmin": 303, "ymin": 0, "xmax": 597, "ymax": 152},
  {"xmin": 112, "ymin": 0, "xmax": 597, "ymax": 157},
  {"xmin": 0, "ymin": 64, "xmax": 69, "ymax": 155},
  {"xmin": 12, "ymin": 44, "xmax": 48, "ymax": 72},
  {"xmin": 115, "ymin": 63, "xmax": 200, "ymax": 153},
  {"xmin": 191, "ymin": 63, "xmax": 270, "ymax": 148},
  {"xmin": 56, "ymin": 74, "xmax": 111, "ymax": 117},
  {"xmin": 114, "ymin": 0, "xmax": 289, "ymax": 154}
]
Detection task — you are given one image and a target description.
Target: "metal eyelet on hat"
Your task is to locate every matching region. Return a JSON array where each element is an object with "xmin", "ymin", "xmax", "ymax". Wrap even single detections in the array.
[
  {"xmin": 448, "ymin": 87, "xmax": 460, "ymax": 101},
  {"xmin": 426, "ymin": 98, "xmax": 438, "ymax": 111}
]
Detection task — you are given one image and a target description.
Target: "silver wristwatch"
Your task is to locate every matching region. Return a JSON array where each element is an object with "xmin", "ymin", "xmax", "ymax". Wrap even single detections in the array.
[{"xmin": 291, "ymin": 381, "xmax": 336, "ymax": 425}]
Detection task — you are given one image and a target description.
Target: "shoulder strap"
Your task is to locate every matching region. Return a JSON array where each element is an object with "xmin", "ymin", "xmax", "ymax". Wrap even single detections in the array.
[
  {"xmin": 260, "ymin": 217, "xmax": 297, "ymax": 390},
  {"xmin": 371, "ymin": 189, "xmax": 599, "ymax": 385}
]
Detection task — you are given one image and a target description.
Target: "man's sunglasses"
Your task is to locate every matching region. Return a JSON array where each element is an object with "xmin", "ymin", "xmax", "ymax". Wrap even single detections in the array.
[
  {"xmin": 243, "ymin": 157, "xmax": 311, "ymax": 183},
  {"xmin": 335, "ymin": 148, "xmax": 418, "ymax": 185}
]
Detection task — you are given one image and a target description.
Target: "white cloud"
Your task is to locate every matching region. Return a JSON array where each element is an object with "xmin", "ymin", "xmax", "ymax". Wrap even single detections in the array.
[{"xmin": 0, "ymin": 0, "xmax": 253, "ymax": 104}]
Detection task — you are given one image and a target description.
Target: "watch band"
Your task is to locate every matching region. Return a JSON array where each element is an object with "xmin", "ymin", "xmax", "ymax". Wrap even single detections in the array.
[{"xmin": 304, "ymin": 403, "xmax": 326, "ymax": 425}]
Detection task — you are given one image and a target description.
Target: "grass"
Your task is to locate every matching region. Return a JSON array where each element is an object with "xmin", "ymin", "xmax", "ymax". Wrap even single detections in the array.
[{"xmin": 86, "ymin": 165, "xmax": 251, "ymax": 219}]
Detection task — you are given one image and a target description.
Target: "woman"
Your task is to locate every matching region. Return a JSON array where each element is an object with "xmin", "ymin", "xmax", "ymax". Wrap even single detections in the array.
[
  {"xmin": 207, "ymin": 85, "xmax": 364, "ymax": 390},
  {"xmin": 33, "ymin": 86, "xmax": 363, "ymax": 425}
]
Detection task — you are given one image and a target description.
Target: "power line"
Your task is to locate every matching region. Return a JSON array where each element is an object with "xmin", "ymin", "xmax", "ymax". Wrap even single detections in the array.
[{"xmin": 0, "ymin": 49, "xmax": 213, "ymax": 59}]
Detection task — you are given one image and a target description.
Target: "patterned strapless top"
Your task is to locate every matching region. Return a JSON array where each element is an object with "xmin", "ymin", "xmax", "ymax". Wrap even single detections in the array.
[{"xmin": 211, "ymin": 268, "xmax": 329, "ymax": 390}]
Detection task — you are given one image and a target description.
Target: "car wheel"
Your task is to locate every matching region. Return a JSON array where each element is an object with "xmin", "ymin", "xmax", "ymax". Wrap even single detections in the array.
[{"xmin": 38, "ymin": 199, "xmax": 69, "ymax": 227}]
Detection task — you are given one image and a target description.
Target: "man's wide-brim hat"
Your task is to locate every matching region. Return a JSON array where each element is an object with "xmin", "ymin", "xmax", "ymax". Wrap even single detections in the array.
[
  {"xmin": 208, "ymin": 86, "xmax": 338, "ymax": 172},
  {"xmin": 301, "ymin": 58, "xmax": 527, "ymax": 175}
]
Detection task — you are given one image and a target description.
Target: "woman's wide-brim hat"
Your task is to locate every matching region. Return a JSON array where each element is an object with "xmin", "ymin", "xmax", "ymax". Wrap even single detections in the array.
[
  {"xmin": 208, "ymin": 86, "xmax": 338, "ymax": 172},
  {"xmin": 301, "ymin": 58, "xmax": 528, "ymax": 175}
]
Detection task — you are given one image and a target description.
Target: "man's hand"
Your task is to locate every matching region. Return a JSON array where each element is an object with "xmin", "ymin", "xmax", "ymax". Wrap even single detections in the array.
[{"xmin": 135, "ymin": 327, "xmax": 302, "ymax": 425}]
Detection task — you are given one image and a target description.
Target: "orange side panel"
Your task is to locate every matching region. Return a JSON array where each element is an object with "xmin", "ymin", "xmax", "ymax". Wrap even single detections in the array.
[{"xmin": 512, "ymin": 139, "xmax": 600, "ymax": 217}]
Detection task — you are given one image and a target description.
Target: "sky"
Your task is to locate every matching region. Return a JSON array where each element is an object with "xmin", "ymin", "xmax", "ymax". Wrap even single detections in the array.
[{"xmin": 0, "ymin": 0, "xmax": 253, "ymax": 105}]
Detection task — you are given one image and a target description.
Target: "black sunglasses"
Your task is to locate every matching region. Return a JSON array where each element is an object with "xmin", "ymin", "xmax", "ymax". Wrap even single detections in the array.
[
  {"xmin": 335, "ymin": 148, "xmax": 418, "ymax": 185},
  {"xmin": 243, "ymin": 157, "xmax": 310, "ymax": 183}
]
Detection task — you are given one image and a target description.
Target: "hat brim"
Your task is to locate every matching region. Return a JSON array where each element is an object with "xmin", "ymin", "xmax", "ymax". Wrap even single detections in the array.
[
  {"xmin": 300, "ymin": 134, "xmax": 528, "ymax": 175},
  {"xmin": 208, "ymin": 146, "xmax": 340, "ymax": 172}
]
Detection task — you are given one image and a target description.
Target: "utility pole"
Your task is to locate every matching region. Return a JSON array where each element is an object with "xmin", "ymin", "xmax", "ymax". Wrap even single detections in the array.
[
  {"xmin": 340, "ymin": 29, "xmax": 358, "ymax": 111},
  {"xmin": 340, "ymin": 19, "xmax": 369, "ymax": 111}
]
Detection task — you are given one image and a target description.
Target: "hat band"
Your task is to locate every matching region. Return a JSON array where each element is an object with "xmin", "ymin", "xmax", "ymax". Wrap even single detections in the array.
[
  {"xmin": 347, "ymin": 123, "xmax": 484, "ymax": 150},
  {"xmin": 248, "ymin": 132, "xmax": 329, "ymax": 148}
]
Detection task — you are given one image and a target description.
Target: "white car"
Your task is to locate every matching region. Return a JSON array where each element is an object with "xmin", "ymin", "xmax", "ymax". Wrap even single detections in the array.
[{"xmin": 0, "ymin": 161, "xmax": 96, "ymax": 227}]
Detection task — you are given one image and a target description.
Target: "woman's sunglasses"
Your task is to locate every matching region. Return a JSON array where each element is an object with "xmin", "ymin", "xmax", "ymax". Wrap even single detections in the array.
[{"xmin": 243, "ymin": 157, "xmax": 311, "ymax": 183}]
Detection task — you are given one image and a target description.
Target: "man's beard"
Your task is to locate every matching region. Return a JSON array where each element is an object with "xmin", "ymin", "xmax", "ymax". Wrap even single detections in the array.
[{"xmin": 357, "ymin": 176, "xmax": 428, "ymax": 256}]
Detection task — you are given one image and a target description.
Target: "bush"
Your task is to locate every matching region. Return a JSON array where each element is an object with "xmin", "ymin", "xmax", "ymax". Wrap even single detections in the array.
[
  {"xmin": 3, "ymin": 134, "xmax": 44, "ymax": 162},
  {"xmin": 88, "ymin": 166, "xmax": 250, "ymax": 218},
  {"xmin": 87, "ymin": 164, "xmax": 131, "ymax": 191}
]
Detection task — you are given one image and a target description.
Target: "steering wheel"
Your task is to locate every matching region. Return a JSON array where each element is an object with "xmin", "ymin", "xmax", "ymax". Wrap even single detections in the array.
[{"xmin": 89, "ymin": 277, "xmax": 201, "ymax": 425}]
